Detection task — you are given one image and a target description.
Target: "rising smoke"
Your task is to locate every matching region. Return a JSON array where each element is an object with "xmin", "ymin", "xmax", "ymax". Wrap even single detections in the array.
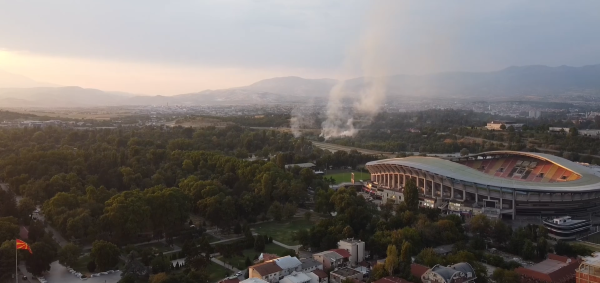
[
  {"xmin": 319, "ymin": 1, "xmax": 399, "ymax": 140},
  {"xmin": 290, "ymin": 105, "xmax": 317, "ymax": 138}
]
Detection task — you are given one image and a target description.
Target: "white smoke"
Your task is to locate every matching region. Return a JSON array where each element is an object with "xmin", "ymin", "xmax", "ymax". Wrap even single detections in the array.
[
  {"xmin": 290, "ymin": 105, "xmax": 317, "ymax": 138},
  {"xmin": 320, "ymin": 1, "xmax": 399, "ymax": 140}
]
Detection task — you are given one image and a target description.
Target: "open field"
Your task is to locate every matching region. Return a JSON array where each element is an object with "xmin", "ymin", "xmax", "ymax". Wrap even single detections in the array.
[
  {"xmin": 134, "ymin": 242, "xmax": 174, "ymax": 253},
  {"xmin": 324, "ymin": 171, "xmax": 370, "ymax": 184},
  {"xmin": 251, "ymin": 220, "xmax": 314, "ymax": 245},
  {"xmin": 207, "ymin": 262, "xmax": 232, "ymax": 282},
  {"xmin": 218, "ymin": 244, "xmax": 292, "ymax": 270}
]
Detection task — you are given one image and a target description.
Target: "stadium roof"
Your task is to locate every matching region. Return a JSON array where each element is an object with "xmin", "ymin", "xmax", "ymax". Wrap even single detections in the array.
[{"xmin": 366, "ymin": 151, "xmax": 600, "ymax": 192}]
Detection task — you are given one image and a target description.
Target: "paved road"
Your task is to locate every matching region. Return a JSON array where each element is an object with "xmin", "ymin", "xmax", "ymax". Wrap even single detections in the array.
[
  {"xmin": 45, "ymin": 261, "xmax": 121, "ymax": 283},
  {"xmin": 312, "ymin": 141, "xmax": 393, "ymax": 157}
]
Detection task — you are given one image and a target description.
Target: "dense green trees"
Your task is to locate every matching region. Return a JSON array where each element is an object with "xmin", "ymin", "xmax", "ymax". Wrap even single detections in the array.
[
  {"xmin": 403, "ymin": 179, "xmax": 419, "ymax": 211},
  {"xmin": 58, "ymin": 243, "xmax": 82, "ymax": 267},
  {"xmin": 91, "ymin": 240, "xmax": 121, "ymax": 271}
]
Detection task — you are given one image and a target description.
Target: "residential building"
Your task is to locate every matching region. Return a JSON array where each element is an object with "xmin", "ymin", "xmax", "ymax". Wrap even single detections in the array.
[
  {"xmin": 285, "ymin": 163, "xmax": 316, "ymax": 169},
  {"xmin": 432, "ymin": 244, "xmax": 454, "ymax": 257},
  {"xmin": 280, "ymin": 272, "xmax": 312, "ymax": 283},
  {"xmin": 410, "ymin": 264, "xmax": 429, "ymax": 280},
  {"xmin": 577, "ymin": 252, "xmax": 600, "ymax": 283},
  {"xmin": 338, "ymin": 239, "xmax": 366, "ymax": 265},
  {"xmin": 313, "ymin": 250, "xmax": 346, "ymax": 270},
  {"xmin": 373, "ymin": 276, "xmax": 413, "ymax": 283},
  {"xmin": 249, "ymin": 261, "xmax": 283, "ymax": 283},
  {"xmin": 300, "ymin": 258, "xmax": 323, "ymax": 273},
  {"xmin": 515, "ymin": 254, "xmax": 579, "ymax": 283},
  {"xmin": 307, "ymin": 270, "xmax": 329, "ymax": 283},
  {"xmin": 329, "ymin": 267, "xmax": 363, "ymax": 283},
  {"xmin": 273, "ymin": 256, "xmax": 303, "ymax": 277},
  {"xmin": 542, "ymin": 216, "xmax": 591, "ymax": 240},
  {"xmin": 259, "ymin": 253, "xmax": 280, "ymax": 263},
  {"xmin": 486, "ymin": 120, "xmax": 523, "ymax": 130},
  {"xmin": 242, "ymin": 279, "xmax": 269, "ymax": 283},
  {"xmin": 220, "ymin": 279, "xmax": 241, "ymax": 283},
  {"xmin": 420, "ymin": 263, "xmax": 476, "ymax": 283}
]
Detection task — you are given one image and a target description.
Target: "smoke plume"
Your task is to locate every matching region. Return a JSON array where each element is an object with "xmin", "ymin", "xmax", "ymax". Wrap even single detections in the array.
[
  {"xmin": 320, "ymin": 1, "xmax": 399, "ymax": 140},
  {"xmin": 290, "ymin": 105, "xmax": 317, "ymax": 138}
]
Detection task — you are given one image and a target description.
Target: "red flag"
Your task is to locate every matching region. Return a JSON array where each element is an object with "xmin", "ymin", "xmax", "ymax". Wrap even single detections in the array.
[{"xmin": 16, "ymin": 239, "xmax": 32, "ymax": 254}]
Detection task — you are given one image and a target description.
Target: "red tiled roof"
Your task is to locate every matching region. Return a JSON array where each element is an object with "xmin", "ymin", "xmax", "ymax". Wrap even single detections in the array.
[
  {"xmin": 312, "ymin": 269, "xmax": 328, "ymax": 279},
  {"xmin": 515, "ymin": 254, "xmax": 579, "ymax": 283},
  {"xmin": 374, "ymin": 276, "xmax": 413, "ymax": 283},
  {"xmin": 331, "ymin": 249, "xmax": 351, "ymax": 258},
  {"xmin": 250, "ymin": 261, "xmax": 282, "ymax": 276},
  {"xmin": 411, "ymin": 263, "xmax": 429, "ymax": 279}
]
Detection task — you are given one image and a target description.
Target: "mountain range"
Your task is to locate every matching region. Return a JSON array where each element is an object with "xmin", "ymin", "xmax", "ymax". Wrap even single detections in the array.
[{"xmin": 1, "ymin": 64, "xmax": 600, "ymax": 107}]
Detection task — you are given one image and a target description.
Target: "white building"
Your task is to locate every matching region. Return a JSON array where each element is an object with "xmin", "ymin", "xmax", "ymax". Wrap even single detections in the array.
[
  {"xmin": 300, "ymin": 258, "xmax": 323, "ymax": 273},
  {"xmin": 337, "ymin": 239, "xmax": 365, "ymax": 265},
  {"xmin": 273, "ymin": 256, "xmax": 303, "ymax": 277},
  {"xmin": 242, "ymin": 278, "xmax": 270, "ymax": 283},
  {"xmin": 280, "ymin": 272, "xmax": 311, "ymax": 283}
]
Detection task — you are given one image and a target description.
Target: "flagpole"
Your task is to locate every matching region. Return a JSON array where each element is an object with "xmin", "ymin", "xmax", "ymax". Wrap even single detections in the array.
[{"xmin": 15, "ymin": 241, "xmax": 17, "ymax": 283}]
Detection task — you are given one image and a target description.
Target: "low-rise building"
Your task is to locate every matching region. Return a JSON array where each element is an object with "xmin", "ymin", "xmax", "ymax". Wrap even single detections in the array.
[
  {"xmin": 420, "ymin": 263, "xmax": 476, "ymax": 283},
  {"xmin": 300, "ymin": 258, "xmax": 323, "ymax": 273},
  {"xmin": 307, "ymin": 270, "xmax": 329, "ymax": 283},
  {"xmin": 329, "ymin": 267, "xmax": 363, "ymax": 283},
  {"xmin": 577, "ymin": 252, "xmax": 600, "ymax": 282},
  {"xmin": 515, "ymin": 254, "xmax": 579, "ymax": 283},
  {"xmin": 313, "ymin": 250, "xmax": 347, "ymax": 270},
  {"xmin": 543, "ymin": 216, "xmax": 591, "ymax": 241},
  {"xmin": 241, "ymin": 278, "xmax": 270, "ymax": 283},
  {"xmin": 280, "ymin": 272, "xmax": 312, "ymax": 283},
  {"xmin": 373, "ymin": 276, "xmax": 413, "ymax": 283},
  {"xmin": 249, "ymin": 261, "xmax": 283, "ymax": 283},
  {"xmin": 273, "ymin": 256, "xmax": 303, "ymax": 277}
]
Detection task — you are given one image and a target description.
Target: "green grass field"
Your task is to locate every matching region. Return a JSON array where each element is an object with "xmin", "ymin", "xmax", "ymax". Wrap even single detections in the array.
[
  {"xmin": 251, "ymin": 219, "xmax": 314, "ymax": 245},
  {"xmin": 207, "ymin": 262, "xmax": 232, "ymax": 282},
  {"xmin": 324, "ymin": 171, "xmax": 370, "ymax": 184},
  {"xmin": 218, "ymin": 244, "xmax": 293, "ymax": 270}
]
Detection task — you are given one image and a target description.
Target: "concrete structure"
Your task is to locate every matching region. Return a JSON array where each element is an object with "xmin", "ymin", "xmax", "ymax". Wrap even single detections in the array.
[
  {"xmin": 337, "ymin": 239, "xmax": 365, "ymax": 266},
  {"xmin": 280, "ymin": 272, "xmax": 312, "ymax": 283},
  {"xmin": 329, "ymin": 267, "xmax": 363, "ymax": 283},
  {"xmin": 486, "ymin": 121, "xmax": 523, "ymax": 130},
  {"xmin": 366, "ymin": 151, "xmax": 600, "ymax": 218},
  {"xmin": 515, "ymin": 254, "xmax": 579, "ymax": 283},
  {"xmin": 249, "ymin": 261, "xmax": 283, "ymax": 283},
  {"xmin": 242, "ymin": 278, "xmax": 270, "ymax": 283},
  {"xmin": 420, "ymin": 263, "xmax": 476, "ymax": 283},
  {"xmin": 285, "ymin": 163, "xmax": 316, "ymax": 169},
  {"xmin": 577, "ymin": 252, "xmax": 600, "ymax": 283},
  {"xmin": 529, "ymin": 110, "xmax": 542, "ymax": 118},
  {"xmin": 307, "ymin": 270, "xmax": 329, "ymax": 283},
  {"xmin": 543, "ymin": 216, "xmax": 592, "ymax": 240},
  {"xmin": 300, "ymin": 258, "xmax": 323, "ymax": 273},
  {"xmin": 273, "ymin": 256, "xmax": 303, "ymax": 277},
  {"xmin": 313, "ymin": 251, "xmax": 347, "ymax": 270}
]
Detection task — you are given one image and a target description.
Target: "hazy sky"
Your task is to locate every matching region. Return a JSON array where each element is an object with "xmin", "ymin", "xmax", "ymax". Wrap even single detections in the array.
[{"xmin": 1, "ymin": 0, "xmax": 599, "ymax": 95}]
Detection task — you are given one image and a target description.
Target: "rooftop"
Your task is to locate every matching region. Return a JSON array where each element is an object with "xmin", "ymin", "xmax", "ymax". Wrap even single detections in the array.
[
  {"xmin": 410, "ymin": 263, "xmax": 429, "ymax": 278},
  {"xmin": 331, "ymin": 267, "xmax": 362, "ymax": 277},
  {"xmin": 300, "ymin": 258, "xmax": 322, "ymax": 270},
  {"xmin": 241, "ymin": 279, "xmax": 269, "ymax": 283},
  {"xmin": 311, "ymin": 269, "xmax": 328, "ymax": 279},
  {"xmin": 515, "ymin": 254, "xmax": 579, "ymax": 282},
  {"xmin": 373, "ymin": 276, "xmax": 413, "ymax": 283},
  {"xmin": 250, "ymin": 261, "xmax": 283, "ymax": 275},
  {"xmin": 285, "ymin": 163, "xmax": 316, "ymax": 169},
  {"xmin": 273, "ymin": 256, "xmax": 302, "ymax": 270},
  {"xmin": 331, "ymin": 249, "xmax": 352, "ymax": 258},
  {"xmin": 282, "ymin": 272, "xmax": 311, "ymax": 283},
  {"xmin": 314, "ymin": 251, "xmax": 343, "ymax": 261}
]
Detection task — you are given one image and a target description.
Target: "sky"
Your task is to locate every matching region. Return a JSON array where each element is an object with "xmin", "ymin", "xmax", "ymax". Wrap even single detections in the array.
[{"xmin": 0, "ymin": 0, "xmax": 599, "ymax": 95}]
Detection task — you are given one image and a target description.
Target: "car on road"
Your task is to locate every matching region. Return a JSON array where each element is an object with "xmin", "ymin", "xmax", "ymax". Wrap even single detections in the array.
[
  {"xmin": 235, "ymin": 271, "xmax": 242, "ymax": 277},
  {"xmin": 22, "ymin": 275, "xmax": 27, "ymax": 280}
]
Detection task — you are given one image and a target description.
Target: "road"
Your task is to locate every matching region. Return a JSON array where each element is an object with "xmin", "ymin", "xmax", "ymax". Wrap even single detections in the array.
[{"xmin": 311, "ymin": 141, "xmax": 393, "ymax": 157}]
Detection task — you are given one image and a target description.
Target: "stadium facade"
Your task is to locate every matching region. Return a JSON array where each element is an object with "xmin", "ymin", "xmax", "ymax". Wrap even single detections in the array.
[{"xmin": 365, "ymin": 151, "xmax": 600, "ymax": 219}]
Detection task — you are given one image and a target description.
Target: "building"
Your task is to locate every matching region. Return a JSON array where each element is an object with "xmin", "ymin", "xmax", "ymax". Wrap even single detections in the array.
[
  {"xmin": 273, "ymin": 256, "xmax": 303, "ymax": 277},
  {"xmin": 432, "ymin": 245, "xmax": 454, "ymax": 257},
  {"xmin": 543, "ymin": 216, "xmax": 591, "ymax": 240},
  {"xmin": 220, "ymin": 279, "xmax": 241, "ymax": 283},
  {"xmin": 280, "ymin": 272, "xmax": 312, "ymax": 283},
  {"xmin": 285, "ymin": 163, "xmax": 316, "ymax": 170},
  {"xmin": 307, "ymin": 270, "xmax": 329, "ymax": 283},
  {"xmin": 420, "ymin": 263, "xmax": 476, "ymax": 283},
  {"xmin": 515, "ymin": 254, "xmax": 579, "ymax": 283},
  {"xmin": 313, "ymin": 250, "xmax": 348, "ymax": 270},
  {"xmin": 337, "ymin": 239, "xmax": 365, "ymax": 266},
  {"xmin": 300, "ymin": 258, "xmax": 324, "ymax": 273},
  {"xmin": 329, "ymin": 267, "xmax": 363, "ymax": 283},
  {"xmin": 241, "ymin": 279, "xmax": 269, "ymax": 283},
  {"xmin": 366, "ymin": 151, "xmax": 600, "ymax": 218},
  {"xmin": 411, "ymin": 264, "xmax": 429, "ymax": 279},
  {"xmin": 249, "ymin": 261, "xmax": 283, "ymax": 283},
  {"xmin": 577, "ymin": 252, "xmax": 600, "ymax": 283},
  {"xmin": 486, "ymin": 121, "xmax": 523, "ymax": 130},
  {"xmin": 529, "ymin": 110, "xmax": 542, "ymax": 118},
  {"xmin": 373, "ymin": 277, "xmax": 413, "ymax": 283},
  {"xmin": 259, "ymin": 253, "xmax": 280, "ymax": 263}
]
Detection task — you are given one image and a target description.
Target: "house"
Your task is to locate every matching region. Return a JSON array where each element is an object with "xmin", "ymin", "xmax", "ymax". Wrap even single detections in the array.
[
  {"xmin": 313, "ymin": 251, "xmax": 346, "ymax": 269},
  {"xmin": 273, "ymin": 256, "xmax": 303, "ymax": 277},
  {"xmin": 259, "ymin": 253, "xmax": 280, "ymax": 263},
  {"xmin": 307, "ymin": 270, "xmax": 329, "ymax": 283},
  {"xmin": 420, "ymin": 263, "xmax": 476, "ymax": 283},
  {"xmin": 410, "ymin": 264, "xmax": 429, "ymax": 279},
  {"xmin": 300, "ymin": 258, "xmax": 323, "ymax": 273},
  {"xmin": 337, "ymin": 239, "xmax": 365, "ymax": 265},
  {"xmin": 241, "ymin": 279, "xmax": 269, "ymax": 283},
  {"xmin": 515, "ymin": 254, "xmax": 579, "ymax": 283},
  {"xmin": 329, "ymin": 267, "xmax": 363, "ymax": 283},
  {"xmin": 432, "ymin": 245, "xmax": 454, "ymax": 257},
  {"xmin": 249, "ymin": 261, "xmax": 283, "ymax": 283},
  {"xmin": 577, "ymin": 252, "xmax": 600, "ymax": 282},
  {"xmin": 373, "ymin": 276, "xmax": 413, "ymax": 283},
  {"xmin": 280, "ymin": 272, "xmax": 312, "ymax": 283},
  {"xmin": 220, "ymin": 279, "xmax": 241, "ymax": 283},
  {"xmin": 285, "ymin": 163, "xmax": 316, "ymax": 170}
]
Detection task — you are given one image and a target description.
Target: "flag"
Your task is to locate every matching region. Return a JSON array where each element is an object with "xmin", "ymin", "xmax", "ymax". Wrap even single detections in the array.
[{"xmin": 16, "ymin": 239, "xmax": 32, "ymax": 254}]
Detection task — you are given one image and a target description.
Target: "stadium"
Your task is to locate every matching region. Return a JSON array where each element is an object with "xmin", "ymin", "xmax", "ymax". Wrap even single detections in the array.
[{"xmin": 365, "ymin": 151, "xmax": 600, "ymax": 219}]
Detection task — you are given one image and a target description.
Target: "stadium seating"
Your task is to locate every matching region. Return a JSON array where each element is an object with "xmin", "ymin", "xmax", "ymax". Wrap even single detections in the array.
[{"xmin": 457, "ymin": 157, "xmax": 580, "ymax": 182}]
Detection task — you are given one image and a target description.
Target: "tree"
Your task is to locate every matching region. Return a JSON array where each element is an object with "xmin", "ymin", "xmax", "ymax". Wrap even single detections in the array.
[
  {"xmin": 0, "ymin": 219, "xmax": 19, "ymax": 244},
  {"xmin": 304, "ymin": 211, "xmax": 312, "ymax": 221},
  {"xmin": 150, "ymin": 273, "xmax": 169, "ymax": 283},
  {"xmin": 385, "ymin": 244, "xmax": 399, "ymax": 276},
  {"xmin": 91, "ymin": 240, "xmax": 120, "ymax": 271},
  {"xmin": 521, "ymin": 240, "xmax": 535, "ymax": 261},
  {"xmin": 569, "ymin": 127, "xmax": 579, "ymax": 136},
  {"xmin": 268, "ymin": 201, "xmax": 283, "ymax": 221},
  {"xmin": 460, "ymin": 148, "xmax": 470, "ymax": 156},
  {"xmin": 415, "ymin": 248, "xmax": 443, "ymax": 267},
  {"xmin": 491, "ymin": 268, "xmax": 520, "ymax": 283},
  {"xmin": 27, "ymin": 221, "xmax": 46, "ymax": 242},
  {"xmin": 403, "ymin": 179, "xmax": 419, "ymax": 211},
  {"xmin": 245, "ymin": 256, "xmax": 252, "ymax": 267},
  {"xmin": 58, "ymin": 243, "xmax": 82, "ymax": 267},
  {"xmin": 500, "ymin": 124, "xmax": 506, "ymax": 130},
  {"xmin": 254, "ymin": 235, "xmax": 266, "ymax": 252},
  {"xmin": 27, "ymin": 241, "xmax": 57, "ymax": 276},
  {"xmin": 537, "ymin": 237, "xmax": 548, "ymax": 258},
  {"xmin": 400, "ymin": 241, "xmax": 412, "ymax": 264},
  {"xmin": 491, "ymin": 219, "xmax": 512, "ymax": 245},
  {"xmin": 18, "ymin": 197, "xmax": 36, "ymax": 221},
  {"xmin": 283, "ymin": 202, "xmax": 297, "ymax": 220},
  {"xmin": 370, "ymin": 264, "xmax": 388, "ymax": 281},
  {"xmin": 507, "ymin": 125, "xmax": 515, "ymax": 132},
  {"xmin": 469, "ymin": 214, "xmax": 490, "ymax": 237},
  {"xmin": 343, "ymin": 226, "xmax": 354, "ymax": 239},
  {"xmin": 151, "ymin": 255, "xmax": 172, "ymax": 274},
  {"xmin": 87, "ymin": 260, "xmax": 97, "ymax": 272}
]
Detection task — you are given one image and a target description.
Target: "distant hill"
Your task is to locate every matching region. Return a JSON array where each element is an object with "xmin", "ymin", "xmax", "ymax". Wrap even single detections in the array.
[
  {"xmin": 1, "ymin": 64, "xmax": 600, "ymax": 107},
  {"xmin": 0, "ymin": 70, "xmax": 58, "ymax": 88}
]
